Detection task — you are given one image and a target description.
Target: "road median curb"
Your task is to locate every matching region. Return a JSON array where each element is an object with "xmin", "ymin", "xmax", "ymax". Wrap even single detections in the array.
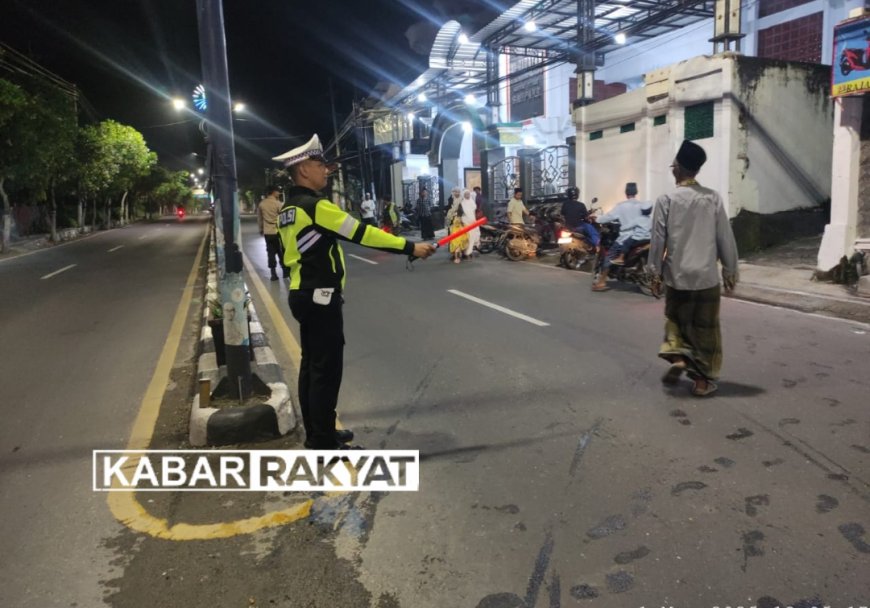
[{"xmin": 188, "ymin": 247, "xmax": 297, "ymax": 446}]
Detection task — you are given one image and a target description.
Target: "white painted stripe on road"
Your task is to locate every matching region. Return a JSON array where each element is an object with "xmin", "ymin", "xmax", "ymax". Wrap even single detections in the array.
[
  {"xmin": 138, "ymin": 234, "xmax": 148, "ymax": 240},
  {"xmin": 347, "ymin": 253, "xmax": 378, "ymax": 265},
  {"xmin": 448, "ymin": 289, "xmax": 550, "ymax": 327},
  {"xmin": 41, "ymin": 264, "xmax": 76, "ymax": 280},
  {"xmin": 108, "ymin": 245, "xmax": 124, "ymax": 252}
]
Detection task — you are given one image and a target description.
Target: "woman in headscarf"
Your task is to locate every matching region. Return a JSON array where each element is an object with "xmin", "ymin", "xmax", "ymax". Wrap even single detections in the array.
[{"xmin": 459, "ymin": 189, "xmax": 479, "ymax": 260}]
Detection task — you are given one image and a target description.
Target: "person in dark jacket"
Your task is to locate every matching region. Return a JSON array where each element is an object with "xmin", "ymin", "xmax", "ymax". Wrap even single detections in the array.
[{"xmin": 417, "ymin": 188, "xmax": 435, "ymax": 239}]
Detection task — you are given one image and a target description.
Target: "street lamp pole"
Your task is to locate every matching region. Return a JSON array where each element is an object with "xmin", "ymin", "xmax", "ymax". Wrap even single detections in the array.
[{"xmin": 196, "ymin": 0, "xmax": 252, "ymax": 399}]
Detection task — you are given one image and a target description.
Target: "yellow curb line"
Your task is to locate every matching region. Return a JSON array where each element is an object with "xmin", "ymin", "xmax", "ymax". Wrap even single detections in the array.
[{"xmin": 106, "ymin": 229, "xmax": 313, "ymax": 540}]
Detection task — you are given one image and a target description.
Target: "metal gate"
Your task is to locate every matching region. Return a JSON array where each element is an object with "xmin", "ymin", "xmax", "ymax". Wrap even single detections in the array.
[
  {"xmin": 529, "ymin": 145, "xmax": 569, "ymax": 201},
  {"xmin": 489, "ymin": 156, "xmax": 520, "ymax": 221}
]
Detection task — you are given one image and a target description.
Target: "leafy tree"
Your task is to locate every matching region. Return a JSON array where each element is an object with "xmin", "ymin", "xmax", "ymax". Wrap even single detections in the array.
[
  {"xmin": 78, "ymin": 120, "xmax": 155, "ymax": 229},
  {"xmin": 0, "ymin": 77, "xmax": 79, "ymax": 249},
  {"xmin": 0, "ymin": 79, "xmax": 35, "ymax": 252}
]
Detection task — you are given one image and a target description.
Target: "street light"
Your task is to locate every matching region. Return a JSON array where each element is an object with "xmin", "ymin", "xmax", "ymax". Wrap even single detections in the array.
[
  {"xmin": 172, "ymin": 98, "xmax": 186, "ymax": 110},
  {"xmin": 233, "ymin": 102, "xmax": 245, "ymax": 113}
]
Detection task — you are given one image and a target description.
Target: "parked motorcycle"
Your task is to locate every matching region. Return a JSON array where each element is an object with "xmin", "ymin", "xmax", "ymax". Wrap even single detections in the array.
[
  {"xmin": 592, "ymin": 221, "xmax": 658, "ymax": 297},
  {"xmin": 503, "ymin": 222, "xmax": 541, "ymax": 261},
  {"xmin": 478, "ymin": 221, "xmax": 510, "ymax": 254}
]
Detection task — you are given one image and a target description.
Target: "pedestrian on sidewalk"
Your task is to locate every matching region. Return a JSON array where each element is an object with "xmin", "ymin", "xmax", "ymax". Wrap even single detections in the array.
[
  {"xmin": 446, "ymin": 187, "xmax": 461, "ymax": 228},
  {"xmin": 648, "ymin": 140, "xmax": 739, "ymax": 397},
  {"xmin": 257, "ymin": 186, "xmax": 288, "ymax": 281},
  {"xmin": 273, "ymin": 134, "xmax": 435, "ymax": 449},
  {"xmin": 360, "ymin": 193, "xmax": 377, "ymax": 227},
  {"xmin": 459, "ymin": 189, "xmax": 479, "ymax": 259},
  {"xmin": 473, "ymin": 186, "xmax": 486, "ymax": 220}
]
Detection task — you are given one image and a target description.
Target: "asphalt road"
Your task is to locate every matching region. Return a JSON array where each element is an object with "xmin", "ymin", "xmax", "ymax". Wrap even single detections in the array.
[
  {"xmin": 0, "ymin": 217, "xmax": 209, "ymax": 607},
  {"xmin": 1, "ymin": 214, "xmax": 868, "ymax": 608}
]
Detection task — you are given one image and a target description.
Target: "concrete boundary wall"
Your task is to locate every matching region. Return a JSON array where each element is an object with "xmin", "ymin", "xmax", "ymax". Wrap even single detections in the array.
[{"xmin": 574, "ymin": 53, "xmax": 832, "ymax": 219}]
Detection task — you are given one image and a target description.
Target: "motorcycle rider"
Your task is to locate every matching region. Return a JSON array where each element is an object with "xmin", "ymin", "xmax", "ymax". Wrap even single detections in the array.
[
  {"xmin": 561, "ymin": 186, "xmax": 599, "ymax": 251},
  {"xmin": 591, "ymin": 182, "xmax": 653, "ymax": 292}
]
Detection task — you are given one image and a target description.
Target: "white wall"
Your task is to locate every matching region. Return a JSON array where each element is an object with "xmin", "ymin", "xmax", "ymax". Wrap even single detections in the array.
[
  {"xmin": 544, "ymin": 61, "xmax": 575, "ymax": 119},
  {"xmin": 575, "ymin": 54, "xmax": 832, "ymax": 219},
  {"xmin": 579, "ymin": 88, "xmax": 649, "ymax": 208},
  {"xmin": 728, "ymin": 59, "xmax": 833, "ymax": 215}
]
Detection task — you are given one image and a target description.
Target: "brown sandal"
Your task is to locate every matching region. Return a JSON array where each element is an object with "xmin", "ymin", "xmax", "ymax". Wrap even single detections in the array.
[{"xmin": 691, "ymin": 380, "xmax": 718, "ymax": 397}]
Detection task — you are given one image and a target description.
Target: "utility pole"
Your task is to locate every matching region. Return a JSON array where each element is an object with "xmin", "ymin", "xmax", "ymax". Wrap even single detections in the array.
[
  {"xmin": 353, "ymin": 100, "xmax": 367, "ymax": 212},
  {"xmin": 329, "ymin": 78, "xmax": 347, "ymax": 210},
  {"xmin": 196, "ymin": 0, "xmax": 252, "ymax": 399}
]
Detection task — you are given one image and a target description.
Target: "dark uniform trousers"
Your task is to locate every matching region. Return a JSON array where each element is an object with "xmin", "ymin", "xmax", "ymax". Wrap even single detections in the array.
[
  {"xmin": 264, "ymin": 234, "xmax": 284, "ymax": 271},
  {"xmin": 289, "ymin": 289, "xmax": 344, "ymax": 448}
]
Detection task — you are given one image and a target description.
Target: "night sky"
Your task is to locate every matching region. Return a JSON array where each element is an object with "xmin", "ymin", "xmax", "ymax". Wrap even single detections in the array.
[{"xmin": 1, "ymin": 0, "xmax": 502, "ymax": 184}]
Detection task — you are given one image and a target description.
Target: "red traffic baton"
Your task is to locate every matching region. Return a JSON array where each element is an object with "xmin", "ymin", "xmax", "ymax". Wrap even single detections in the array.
[{"xmin": 407, "ymin": 216, "xmax": 488, "ymax": 267}]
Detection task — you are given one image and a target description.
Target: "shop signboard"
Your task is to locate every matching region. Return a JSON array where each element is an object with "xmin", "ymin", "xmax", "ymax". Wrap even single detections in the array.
[
  {"xmin": 832, "ymin": 15, "xmax": 870, "ymax": 97},
  {"xmin": 509, "ymin": 50, "xmax": 545, "ymax": 121}
]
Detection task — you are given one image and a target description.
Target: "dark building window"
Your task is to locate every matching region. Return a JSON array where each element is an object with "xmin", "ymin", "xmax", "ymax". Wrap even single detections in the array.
[
  {"xmin": 757, "ymin": 12, "xmax": 823, "ymax": 63},
  {"xmin": 684, "ymin": 102, "xmax": 714, "ymax": 141},
  {"xmin": 620, "ymin": 123, "xmax": 636, "ymax": 133},
  {"xmin": 653, "ymin": 115, "xmax": 667, "ymax": 126},
  {"xmin": 589, "ymin": 130, "xmax": 603, "ymax": 141},
  {"xmin": 759, "ymin": 0, "xmax": 814, "ymax": 18}
]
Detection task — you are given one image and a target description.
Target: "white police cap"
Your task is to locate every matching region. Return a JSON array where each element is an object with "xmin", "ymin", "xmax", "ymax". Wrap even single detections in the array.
[{"xmin": 272, "ymin": 134, "xmax": 331, "ymax": 167}]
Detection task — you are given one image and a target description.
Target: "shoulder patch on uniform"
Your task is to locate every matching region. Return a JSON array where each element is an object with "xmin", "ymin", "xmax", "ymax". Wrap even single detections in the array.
[{"xmin": 279, "ymin": 208, "xmax": 296, "ymax": 227}]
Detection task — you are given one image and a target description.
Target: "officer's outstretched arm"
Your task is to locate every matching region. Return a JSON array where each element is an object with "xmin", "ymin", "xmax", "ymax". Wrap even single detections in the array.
[{"xmin": 314, "ymin": 200, "xmax": 415, "ymax": 255}]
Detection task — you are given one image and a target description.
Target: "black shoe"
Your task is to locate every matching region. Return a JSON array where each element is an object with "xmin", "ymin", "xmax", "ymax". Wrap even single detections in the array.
[
  {"xmin": 303, "ymin": 440, "xmax": 363, "ymax": 450},
  {"xmin": 335, "ymin": 428, "xmax": 354, "ymax": 443},
  {"xmin": 270, "ymin": 270, "xmax": 279, "ymax": 281}
]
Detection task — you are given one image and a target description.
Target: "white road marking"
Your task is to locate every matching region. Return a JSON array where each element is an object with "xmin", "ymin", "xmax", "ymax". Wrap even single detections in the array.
[
  {"xmin": 347, "ymin": 254, "xmax": 378, "ymax": 265},
  {"xmin": 448, "ymin": 289, "xmax": 550, "ymax": 327},
  {"xmin": 138, "ymin": 234, "xmax": 148, "ymax": 240},
  {"xmin": 108, "ymin": 245, "xmax": 124, "ymax": 252},
  {"xmin": 41, "ymin": 264, "xmax": 76, "ymax": 280}
]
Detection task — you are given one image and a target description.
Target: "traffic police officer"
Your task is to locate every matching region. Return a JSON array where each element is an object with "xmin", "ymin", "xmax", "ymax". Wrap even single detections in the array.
[{"xmin": 273, "ymin": 134, "xmax": 435, "ymax": 449}]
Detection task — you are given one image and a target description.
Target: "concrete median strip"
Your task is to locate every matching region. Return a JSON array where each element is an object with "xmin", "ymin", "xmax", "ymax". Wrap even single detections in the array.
[
  {"xmin": 107, "ymin": 229, "xmax": 314, "ymax": 540},
  {"xmin": 188, "ymin": 246, "xmax": 296, "ymax": 446}
]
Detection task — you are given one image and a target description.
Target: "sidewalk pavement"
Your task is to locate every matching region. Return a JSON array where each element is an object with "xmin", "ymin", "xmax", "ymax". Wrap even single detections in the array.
[
  {"xmin": 0, "ymin": 234, "xmax": 57, "ymax": 260},
  {"xmin": 731, "ymin": 235, "xmax": 870, "ymax": 324}
]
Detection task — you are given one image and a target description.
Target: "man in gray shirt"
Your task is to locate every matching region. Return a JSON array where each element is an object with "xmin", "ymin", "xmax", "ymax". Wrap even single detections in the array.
[{"xmin": 648, "ymin": 140, "xmax": 739, "ymax": 397}]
